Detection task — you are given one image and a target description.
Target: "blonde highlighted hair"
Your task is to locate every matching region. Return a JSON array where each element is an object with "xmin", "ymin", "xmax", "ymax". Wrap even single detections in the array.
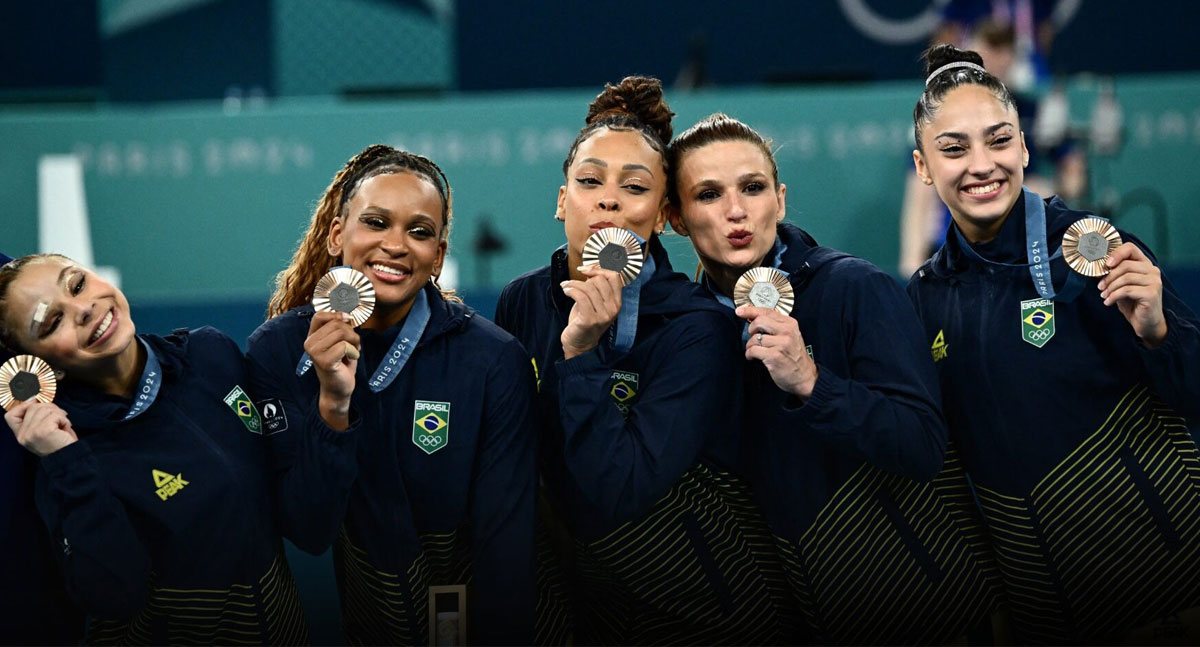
[{"xmin": 267, "ymin": 144, "xmax": 458, "ymax": 319}]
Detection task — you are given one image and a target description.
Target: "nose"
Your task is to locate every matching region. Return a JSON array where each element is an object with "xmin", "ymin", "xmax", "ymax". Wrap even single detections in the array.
[
  {"xmin": 72, "ymin": 299, "xmax": 94, "ymax": 327},
  {"xmin": 597, "ymin": 197, "xmax": 620, "ymax": 211},
  {"xmin": 966, "ymin": 146, "xmax": 995, "ymax": 177},
  {"xmin": 380, "ymin": 227, "xmax": 409, "ymax": 255},
  {"xmin": 726, "ymin": 194, "xmax": 747, "ymax": 222}
]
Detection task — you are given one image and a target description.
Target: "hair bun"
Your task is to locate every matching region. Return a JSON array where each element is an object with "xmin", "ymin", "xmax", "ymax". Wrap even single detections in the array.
[
  {"xmin": 586, "ymin": 75, "xmax": 675, "ymax": 144},
  {"xmin": 922, "ymin": 43, "xmax": 986, "ymax": 77}
]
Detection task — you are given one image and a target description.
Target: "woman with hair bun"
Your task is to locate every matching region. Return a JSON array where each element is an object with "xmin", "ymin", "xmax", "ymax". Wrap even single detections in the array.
[
  {"xmin": 666, "ymin": 112, "xmax": 1004, "ymax": 644},
  {"xmin": 495, "ymin": 77, "xmax": 793, "ymax": 645},
  {"xmin": 247, "ymin": 145, "xmax": 538, "ymax": 645},
  {"xmin": 908, "ymin": 44, "xmax": 1200, "ymax": 643}
]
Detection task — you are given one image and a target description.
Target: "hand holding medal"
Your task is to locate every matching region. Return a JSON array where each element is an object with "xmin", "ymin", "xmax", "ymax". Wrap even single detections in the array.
[
  {"xmin": 2, "ymin": 355, "xmax": 76, "ymax": 457},
  {"xmin": 561, "ymin": 228, "xmax": 644, "ymax": 359},
  {"xmin": 311, "ymin": 266, "xmax": 374, "ymax": 364},
  {"xmin": 733, "ymin": 269, "xmax": 817, "ymax": 400}
]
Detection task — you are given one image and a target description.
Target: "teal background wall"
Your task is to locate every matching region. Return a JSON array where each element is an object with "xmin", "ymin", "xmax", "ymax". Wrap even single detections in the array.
[{"xmin": 4, "ymin": 73, "xmax": 1198, "ymax": 309}]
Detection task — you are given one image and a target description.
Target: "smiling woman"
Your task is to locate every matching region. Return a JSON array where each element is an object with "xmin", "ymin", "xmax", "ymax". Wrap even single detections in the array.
[
  {"xmin": 907, "ymin": 44, "xmax": 1200, "ymax": 644},
  {"xmin": 249, "ymin": 144, "xmax": 538, "ymax": 645},
  {"xmin": 0, "ymin": 253, "xmax": 309, "ymax": 645}
]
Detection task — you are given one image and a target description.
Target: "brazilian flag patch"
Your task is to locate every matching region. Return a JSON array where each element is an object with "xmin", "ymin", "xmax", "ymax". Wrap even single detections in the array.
[
  {"xmin": 1020, "ymin": 298, "xmax": 1056, "ymax": 348},
  {"xmin": 608, "ymin": 370, "xmax": 639, "ymax": 417},
  {"xmin": 413, "ymin": 400, "xmax": 450, "ymax": 455},
  {"xmin": 223, "ymin": 386, "xmax": 262, "ymax": 433}
]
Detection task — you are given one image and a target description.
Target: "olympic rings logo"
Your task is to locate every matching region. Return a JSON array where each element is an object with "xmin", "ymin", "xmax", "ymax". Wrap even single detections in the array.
[
  {"xmin": 418, "ymin": 435, "xmax": 445, "ymax": 447},
  {"xmin": 1027, "ymin": 329, "xmax": 1053, "ymax": 341}
]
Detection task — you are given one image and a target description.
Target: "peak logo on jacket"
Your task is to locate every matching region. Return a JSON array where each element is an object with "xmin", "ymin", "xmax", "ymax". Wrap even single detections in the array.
[
  {"xmin": 609, "ymin": 371, "xmax": 639, "ymax": 417},
  {"xmin": 413, "ymin": 400, "xmax": 450, "ymax": 454},
  {"xmin": 152, "ymin": 469, "xmax": 189, "ymax": 501},
  {"xmin": 1020, "ymin": 298, "xmax": 1056, "ymax": 348},
  {"xmin": 224, "ymin": 386, "xmax": 263, "ymax": 433},
  {"xmin": 930, "ymin": 330, "xmax": 949, "ymax": 362}
]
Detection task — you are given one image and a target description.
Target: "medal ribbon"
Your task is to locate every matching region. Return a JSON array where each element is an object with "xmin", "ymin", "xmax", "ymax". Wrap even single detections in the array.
[
  {"xmin": 609, "ymin": 248, "xmax": 654, "ymax": 354},
  {"xmin": 123, "ymin": 338, "xmax": 163, "ymax": 421},
  {"xmin": 296, "ymin": 288, "xmax": 432, "ymax": 394},
  {"xmin": 953, "ymin": 186, "xmax": 1085, "ymax": 302}
]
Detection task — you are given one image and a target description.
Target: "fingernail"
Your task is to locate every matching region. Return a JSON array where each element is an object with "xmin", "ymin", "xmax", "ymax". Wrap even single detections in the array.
[
  {"xmin": 559, "ymin": 281, "xmax": 571, "ymax": 288},
  {"xmin": 1104, "ymin": 256, "xmax": 1113, "ymax": 267},
  {"xmin": 1097, "ymin": 280, "xmax": 1105, "ymax": 290}
]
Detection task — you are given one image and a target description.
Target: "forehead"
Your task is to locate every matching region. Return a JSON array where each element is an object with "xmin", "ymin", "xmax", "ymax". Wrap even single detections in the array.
[
  {"xmin": 3, "ymin": 258, "xmax": 71, "ymax": 328},
  {"xmin": 573, "ymin": 128, "xmax": 664, "ymax": 172},
  {"xmin": 347, "ymin": 171, "xmax": 444, "ymax": 216},
  {"xmin": 929, "ymin": 85, "xmax": 1019, "ymax": 133},
  {"xmin": 678, "ymin": 140, "xmax": 773, "ymax": 181}
]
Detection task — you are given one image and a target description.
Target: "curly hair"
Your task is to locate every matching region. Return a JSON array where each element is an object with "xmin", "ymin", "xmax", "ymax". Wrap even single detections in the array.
[
  {"xmin": 562, "ymin": 75, "xmax": 676, "ymax": 177},
  {"xmin": 267, "ymin": 144, "xmax": 457, "ymax": 319}
]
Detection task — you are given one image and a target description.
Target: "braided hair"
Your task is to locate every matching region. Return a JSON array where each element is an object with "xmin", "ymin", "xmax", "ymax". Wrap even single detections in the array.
[{"xmin": 267, "ymin": 144, "xmax": 456, "ymax": 319}]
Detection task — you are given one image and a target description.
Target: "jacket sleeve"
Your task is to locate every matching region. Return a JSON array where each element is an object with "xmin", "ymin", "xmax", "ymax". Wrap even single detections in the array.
[
  {"xmin": 468, "ymin": 338, "xmax": 538, "ymax": 645},
  {"xmin": 245, "ymin": 322, "xmax": 361, "ymax": 555},
  {"xmin": 35, "ymin": 441, "xmax": 151, "ymax": 619},
  {"xmin": 1134, "ymin": 269, "xmax": 1200, "ymax": 424},
  {"xmin": 784, "ymin": 269, "xmax": 947, "ymax": 481},
  {"xmin": 553, "ymin": 310, "xmax": 742, "ymax": 527}
]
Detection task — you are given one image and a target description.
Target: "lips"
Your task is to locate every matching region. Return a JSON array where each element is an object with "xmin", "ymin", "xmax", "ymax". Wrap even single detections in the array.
[
  {"xmin": 88, "ymin": 309, "xmax": 117, "ymax": 347},
  {"xmin": 728, "ymin": 230, "xmax": 754, "ymax": 248},
  {"xmin": 368, "ymin": 262, "xmax": 411, "ymax": 284},
  {"xmin": 589, "ymin": 221, "xmax": 619, "ymax": 234}
]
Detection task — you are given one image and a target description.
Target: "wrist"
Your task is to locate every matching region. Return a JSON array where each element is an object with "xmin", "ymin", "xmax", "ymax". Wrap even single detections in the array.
[
  {"xmin": 1139, "ymin": 318, "xmax": 1169, "ymax": 349},
  {"xmin": 318, "ymin": 393, "xmax": 351, "ymax": 431}
]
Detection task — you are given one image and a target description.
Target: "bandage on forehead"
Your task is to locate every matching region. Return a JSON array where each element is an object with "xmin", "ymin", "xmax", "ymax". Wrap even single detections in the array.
[{"xmin": 32, "ymin": 302, "xmax": 49, "ymax": 326}]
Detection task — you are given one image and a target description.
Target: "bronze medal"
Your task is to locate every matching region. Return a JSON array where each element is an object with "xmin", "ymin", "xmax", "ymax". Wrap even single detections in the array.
[
  {"xmin": 313, "ymin": 266, "xmax": 376, "ymax": 327},
  {"xmin": 0, "ymin": 355, "xmax": 57, "ymax": 411},
  {"xmin": 581, "ymin": 228, "xmax": 644, "ymax": 285},
  {"xmin": 733, "ymin": 267, "xmax": 794, "ymax": 315},
  {"xmin": 1062, "ymin": 217, "xmax": 1122, "ymax": 277}
]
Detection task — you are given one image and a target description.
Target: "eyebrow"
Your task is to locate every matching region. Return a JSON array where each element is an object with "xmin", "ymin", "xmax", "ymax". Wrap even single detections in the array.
[
  {"xmin": 935, "ymin": 122, "xmax": 1015, "ymax": 140},
  {"xmin": 578, "ymin": 158, "xmax": 656, "ymax": 178},
  {"xmin": 688, "ymin": 172, "xmax": 767, "ymax": 191}
]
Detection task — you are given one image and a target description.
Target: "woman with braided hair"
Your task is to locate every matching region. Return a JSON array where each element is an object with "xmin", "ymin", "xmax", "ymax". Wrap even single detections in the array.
[
  {"xmin": 247, "ymin": 144, "xmax": 538, "ymax": 644},
  {"xmin": 495, "ymin": 76, "xmax": 794, "ymax": 645}
]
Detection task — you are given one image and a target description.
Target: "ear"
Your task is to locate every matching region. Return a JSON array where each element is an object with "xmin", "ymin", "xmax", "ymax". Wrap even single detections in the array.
[
  {"xmin": 1020, "ymin": 131, "xmax": 1030, "ymax": 168},
  {"xmin": 776, "ymin": 183, "xmax": 787, "ymax": 222},
  {"xmin": 665, "ymin": 202, "xmax": 688, "ymax": 237},
  {"xmin": 555, "ymin": 185, "xmax": 567, "ymax": 223},
  {"xmin": 432, "ymin": 240, "xmax": 448, "ymax": 279},
  {"xmin": 912, "ymin": 149, "xmax": 933, "ymax": 185},
  {"xmin": 328, "ymin": 215, "xmax": 345, "ymax": 257}
]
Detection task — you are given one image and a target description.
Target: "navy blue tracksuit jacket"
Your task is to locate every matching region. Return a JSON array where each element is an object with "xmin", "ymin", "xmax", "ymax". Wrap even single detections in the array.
[
  {"xmin": 495, "ymin": 236, "xmax": 794, "ymax": 645},
  {"xmin": 37, "ymin": 328, "xmax": 307, "ymax": 645},
  {"xmin": 246, "ymin": 282, "xmax": 537, "ymax": 645},
  {"xmin": 908, "ymin": 192, "xmax": 1200, "ymax": 643},
  {"xmin": 722, "ymin": 223, "xmax": 1002, "ymax": 644}
]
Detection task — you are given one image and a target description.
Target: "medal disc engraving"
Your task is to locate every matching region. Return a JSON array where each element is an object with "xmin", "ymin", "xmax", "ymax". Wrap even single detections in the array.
[
  {"xmin": 1076, "ymin": 232, "xmax": 1108, "ymax": 262},
  {"xmin": 1062, "ymin": 218, "xmax": 1122, "ymax": 277},
  {"xmin": 313, "ymin": 266, "xmax": 376, "ymax": 326},
  {"xmin": 581, "ymin": 228, "xmax": 644, "ymax": 285},
  {"xmin": 0, "ymin": 355, "xmax": 57, "ymax": 411},
  {"xmin": 733, "ymin": 267, "xmax": 794, "ymax": 315}
]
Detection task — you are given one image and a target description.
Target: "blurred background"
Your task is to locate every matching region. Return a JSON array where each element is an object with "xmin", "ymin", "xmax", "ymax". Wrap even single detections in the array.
[{"xmin": 3, "ymin": 0, "xmax": 1198, "ymax": 642}]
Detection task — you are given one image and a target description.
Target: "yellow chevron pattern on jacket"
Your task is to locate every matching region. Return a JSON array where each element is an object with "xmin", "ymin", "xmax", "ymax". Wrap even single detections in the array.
[
  {"xmin": 976, "ymin": 385, "xmax": 1200, "ymax": 644},
  {"xmin": 571, "ymin": 463, "xmax": 798, "ymax": 645},
  {"xmin": 782, "ymin": 447, "xmax": 1003, "ymax": 645},
  {"xmin": 336, "ymin": 526, "xmax": 472, "ymax": 646},
  {"xmin": 86, "ymin": 553, "xmax": 308, "ymax": 646}
]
